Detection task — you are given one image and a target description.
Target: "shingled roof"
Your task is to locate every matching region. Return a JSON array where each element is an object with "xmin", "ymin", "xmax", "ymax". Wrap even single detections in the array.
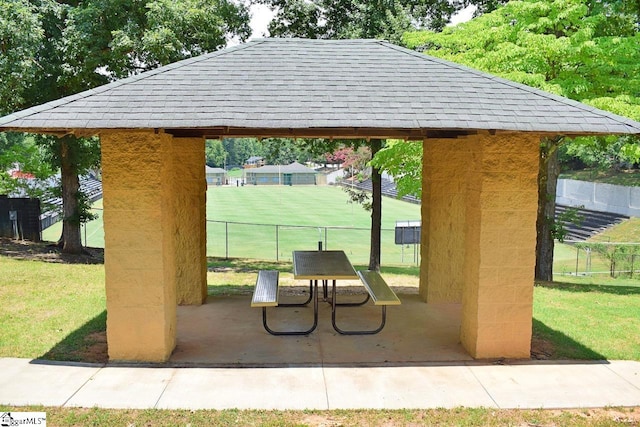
[
  {"xmin": 1, "ymin": 38, "xmax": 639, "ymax": 139},
  {"xmin": 249, "ymin": 162, "xmax": 317, "ymax": 174}
]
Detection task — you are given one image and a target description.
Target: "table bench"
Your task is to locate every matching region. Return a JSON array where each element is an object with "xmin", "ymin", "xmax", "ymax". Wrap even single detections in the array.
[
  {"xmin": 251, "ymin": 270, "xmax": 279, "ymax": 308},
  {"xmin": 251, "ymin": 270, "xmax": 318, "ymax": 335},
  {"xmin": 331, "ymin": 270, "xmax": 401, "ymax": 335}
]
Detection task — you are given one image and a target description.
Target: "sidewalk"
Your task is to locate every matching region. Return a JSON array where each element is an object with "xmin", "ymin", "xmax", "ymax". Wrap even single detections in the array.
[{"xmin": 1, "ymin": 357, "xmax": 639, "ymax": 410}]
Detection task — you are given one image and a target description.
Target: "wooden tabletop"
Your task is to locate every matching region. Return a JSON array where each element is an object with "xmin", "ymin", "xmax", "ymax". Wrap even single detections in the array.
[{"xmin": 292, "ymin": 250, "xmax": 358, "ymax": 280}]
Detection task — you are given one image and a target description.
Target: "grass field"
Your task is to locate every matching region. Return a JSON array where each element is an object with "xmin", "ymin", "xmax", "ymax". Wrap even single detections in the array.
[
  {"xmin": 44, "ymin": 185, "xmax": 423, "ymax": 265},
  {"xmin": 42, "ymin": 198, "xmax": 104, "ymax": 248},
  {"xmin": 6, "ymin": 214, "xmax": 640, "ymax": 425},
  {"xmin": 44, "ymin": 184, "xmax": 637, "ymax": 272},
  {"xmin": 560, "ymin": 168, "xmax": 640, "ymax": 186},
  {"xmin": 1, "ymin": 253, "xmax": 639, "ymax": 424},
  {"xmin": 206, "ymin": 185, "xmax": 421, "ymax": 264},
  {"xmin": 0, "ymin": 256, "xmax": 105, "ymax": 361},
  {"xmin": 533, "ymin": 277, "xmax": 640, "ymax": 360},
  {"xmin": 552, "ymin": 220, "xmax": 640, "ymax": 277}
]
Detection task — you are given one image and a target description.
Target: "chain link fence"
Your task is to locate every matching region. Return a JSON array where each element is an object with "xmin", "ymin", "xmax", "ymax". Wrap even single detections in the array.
[
  {"xmin": 206, "ymin": 220, "xmax": 420, "ymax": 266},
  {"xmin": 556, "ymin": 241, "xmax": 640, "ymax": 278}
]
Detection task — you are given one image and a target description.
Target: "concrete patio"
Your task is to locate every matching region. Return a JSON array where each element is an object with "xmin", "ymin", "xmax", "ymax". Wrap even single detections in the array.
[
  {"xmin": 4, "ymin": 279, "xmax": 640, "ymax": 411},
  {"xmin": 171, "ymin": 285, "xmax": 472, "ymax": 366}
]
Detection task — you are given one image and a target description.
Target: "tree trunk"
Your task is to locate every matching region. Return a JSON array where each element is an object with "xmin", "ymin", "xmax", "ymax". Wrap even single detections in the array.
[
  {"xmin": 59, "ymin": 136, "xmax": 84, "ymax": 254},
  {"xmin": 535, "ymin": 137, "xmax": 562, "ymax": 281},
  {"xmin": 369, "ymin": 139, "xmax": 382, "ymax": 271}
]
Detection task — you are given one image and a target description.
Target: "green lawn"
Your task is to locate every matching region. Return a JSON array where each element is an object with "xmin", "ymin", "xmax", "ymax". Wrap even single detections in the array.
[
  {"xmin": 32, "ymin": 184, "xmax": 640, "ymax": 365},
  {"xmin": 591, "ymin": 217, "xmax": 640, "ymax": 243},
  {"xmin": 44, "ymin": 185, "xmax": 422, "ymax": 266},
  {"xmin": 560, "ymin": 168, "xmax": 640, "ymax": 186},
  {"xmin": 42, "ymin": 198, "xmax": 104, "ymax": 248},
  {"xmin": 533, "ymin": 277, "xmax": 640, "ymax": 360},
  {"xmin": 553, "ymin": 242, "xmax": 612, "ymax": 275},
  {"xmin": 0, "ymin": 257, "xmax": 105, "ymax": 361},
  {"xmin": 206, "ymin": 185, "xmax": 421, "ymax": 264},
  {"xmin": 226, "ymin": 167, "xmax": 243, "ymax": 178},
  {"xmin": 1, "ymin": 253, "xmax": 638, "ymax": 363}
]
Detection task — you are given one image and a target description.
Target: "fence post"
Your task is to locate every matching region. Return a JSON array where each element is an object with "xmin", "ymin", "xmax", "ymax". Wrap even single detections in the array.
[
  {"xmin": 575, "ymin": 247, "xmax": 580, "ymax": 276},
  {"xmin": 324, "ymin": 226, "xmax": 328, "ymax": 250},
  {"xmin": 276, "ymin": 225, "xmax": 279, "ymax": 261},
  {"xmin": 225, "ymin": 221, "xmax": 229, "ymax": 260}
]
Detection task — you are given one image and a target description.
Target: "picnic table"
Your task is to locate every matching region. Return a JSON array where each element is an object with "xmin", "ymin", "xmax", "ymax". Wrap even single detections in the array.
[{"xmin": 251, "ymin": 250, "xmax": 400, "ymax": 335}]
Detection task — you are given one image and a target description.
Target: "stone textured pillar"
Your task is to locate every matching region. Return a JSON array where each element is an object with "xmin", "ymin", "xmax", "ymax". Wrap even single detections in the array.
[
  {"xmin": 101, "ymin": 130, "xmax": 178, "ymax": 362},
  {"xmin": 172, "ymin": 137, "xmax": 207, "ymax": 305},
  {"xmin": 420, "ymin": 138, "xmax": 473, "ymax": 303},
  {"xmin": 460, "ymin": 133, "xmax": 539, "ymax": 359}
]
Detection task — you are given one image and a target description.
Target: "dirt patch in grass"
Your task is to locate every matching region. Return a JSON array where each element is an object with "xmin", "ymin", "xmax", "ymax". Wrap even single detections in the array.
[
  {"xmin": 71, "ymin": 331, "xmax": 108, "ymax": 364},
  {"xmin": 530, "ymin": 335, "xmax": 556, "ymax": 360},
  {"xmin": 0, "ymin": 237, "xmax": 103, "ymax": 264}
]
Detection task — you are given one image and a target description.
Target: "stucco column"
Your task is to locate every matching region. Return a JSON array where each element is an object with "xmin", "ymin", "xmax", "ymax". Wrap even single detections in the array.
[
  {"xmin": 101, "ymin": 130, "xmax": 178, "ymax": 362},
  {"xmin": 460, "ymin": 133, "xmax": 539, "ymax": 359},
  {"xmin": 420, "ymin": 138, "xmax": 473, "ymax": 302},
  {"xmin": 172, "ymin": 137, "xmax": 207, "ymax": 305}
]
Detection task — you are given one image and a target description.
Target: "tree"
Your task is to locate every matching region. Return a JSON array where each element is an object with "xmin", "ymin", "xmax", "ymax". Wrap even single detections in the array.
[
  {"xmin": 369, "ymin": 139, "xmax": 422, "ymax": 198},
  {"xmin": 368, "ymin": 139, "xmax": 383, "ymax": 270},
  {"xmin": 261, "ymin": 138, "xmax": 314, "ymax": 165},
  {"xmin": 206, "ymin": 140, "xmax": 227, "ymax": 168},
  {"xmin": 0, "ymin": 0, "xmax": 43, "ymax": 116},
  {"xmin": 222, "ymin": 138, "xmax": 265, "ymax": 167},
  {"xmin": 399, "ymin": 0, "xmax": 640, "ymax": 280},
  {"xmin": 1, "ymin": 0, "xmax": 251, "ymax": 253},
  {"xmin": 0, "ymin": 133, "xmax": 55, "ymax": 202},
  {"xmin": 260, "ymin": 0, "xmax": 507, "ymax": 41},
  {"xmin": 323, "ymin": 141, "xmax": 384, "ymax": 270}
]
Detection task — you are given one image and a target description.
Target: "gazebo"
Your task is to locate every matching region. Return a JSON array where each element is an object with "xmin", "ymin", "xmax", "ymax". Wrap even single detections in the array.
[{"xmin": 1, "ymin": 39, "xmax": 639, "ymax": 362}]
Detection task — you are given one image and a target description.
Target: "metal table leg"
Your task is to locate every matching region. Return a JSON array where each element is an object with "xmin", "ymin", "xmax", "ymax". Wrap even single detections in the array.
[
  {"xmin": 262, "ymin": 280, "xmax": 318, "ymax": 336},
  {"xmin": 330, "ymin": 281, "xmax": 385, "ymax": 335}
]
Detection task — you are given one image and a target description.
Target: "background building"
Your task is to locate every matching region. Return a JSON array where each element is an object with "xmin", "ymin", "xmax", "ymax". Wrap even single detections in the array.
[
  {"xmin": 206, "ymin": 166, "xmax": 227, "ymax": 185},
  {"xmin": 245, "ymin": 162, "xmax": 317, "ymax": 185}
]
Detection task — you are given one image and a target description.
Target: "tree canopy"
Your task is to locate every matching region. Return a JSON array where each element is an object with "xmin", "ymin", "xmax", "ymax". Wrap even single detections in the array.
[
  {"xmin": 0, "ymin": 0, "xmax": 251, "ymax": 253},
  {"xmin": 373, "ymin": 0, "xmax": 640, "ymax": 279},
  {"xmin": 259, "ymin": 0, "xmax": 507, "ymax": 42},
  {"xmin": 377, "ymin": 0, "xmax": 640, "ymax": 200},
  {"xmin": 403, "ymin": 0, "xmax": 640, "ymax": 118}
]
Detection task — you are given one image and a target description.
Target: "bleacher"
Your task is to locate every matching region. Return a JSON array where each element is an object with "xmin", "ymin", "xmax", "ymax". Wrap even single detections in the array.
[
  {"xmin": 344, "ymin": 177, "xmax": 420, "ymax": 204},
  {"xmin": 555, "ymin": 204, "xmax": 629, "ymax": 242},
  {"xmin": 40, "ymin": 176, "xmax": 103, "ymax": 230},
  {"xmin": 344, "ymin": 178, "xmax": 628, "ymax": 242},
  {"xmin": 81, "ymin": 177, "xmax": 103, "ymax": 203}
]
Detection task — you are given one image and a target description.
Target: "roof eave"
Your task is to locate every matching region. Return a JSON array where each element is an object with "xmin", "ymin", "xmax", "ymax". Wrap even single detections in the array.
[{"xmin": 1, "ymin": 125, "xmax": 638, "ymax": 141}]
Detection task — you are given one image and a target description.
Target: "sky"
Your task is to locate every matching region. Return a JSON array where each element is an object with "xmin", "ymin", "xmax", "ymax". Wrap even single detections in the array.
[
  {"xmin": 248, "ymin": 4, "xmax": 477, "ymax": 39},
  {"xmin": 249, "ymin": 4, "xmax": 274, "ymax": 39}
]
